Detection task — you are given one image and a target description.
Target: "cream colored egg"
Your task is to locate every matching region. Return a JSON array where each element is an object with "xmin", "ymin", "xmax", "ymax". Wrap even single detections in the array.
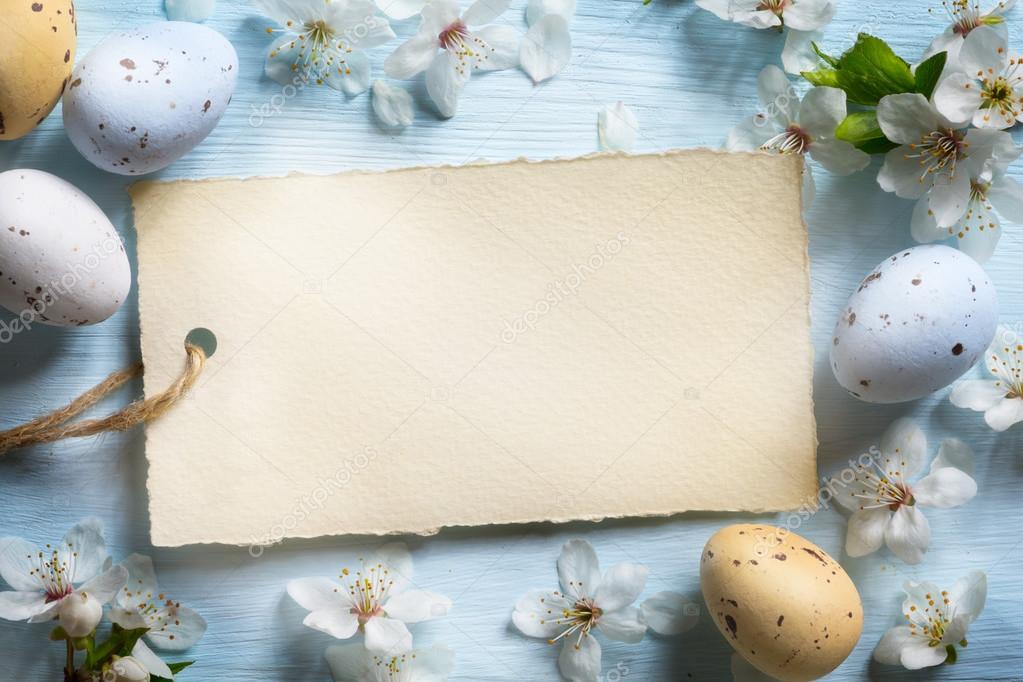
[
  {"xmin": 700, "ymin": 524, "xmax": 863, "ymax": 682},
  {"xmin": 0, "ymin": 0, "xmax": 76, "ymax": 139}
]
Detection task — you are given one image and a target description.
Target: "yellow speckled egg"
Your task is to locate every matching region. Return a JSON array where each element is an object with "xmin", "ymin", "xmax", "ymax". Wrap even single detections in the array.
[
  {"xmin": 700, "ymin": 524, "xmax": 863, "ymax": 681},
  {"xmin": 0, "ymin": 0, "xmax": 76, "ymax": 139}
]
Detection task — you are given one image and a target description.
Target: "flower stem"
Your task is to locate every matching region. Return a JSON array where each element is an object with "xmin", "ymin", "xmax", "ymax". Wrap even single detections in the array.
[{"xmin": 64, "ymin": 638, "xmax": 74, "ymax": 682}]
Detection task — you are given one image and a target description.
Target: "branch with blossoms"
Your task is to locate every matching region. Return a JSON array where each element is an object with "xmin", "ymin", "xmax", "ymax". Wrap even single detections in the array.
[
  {"xmin": 0, "ymin": 520, "xmax": 206, "ymax": 682},
  {"xmin": 724, "ymin": 1, "xmax": 1023, "ymax": 265}
]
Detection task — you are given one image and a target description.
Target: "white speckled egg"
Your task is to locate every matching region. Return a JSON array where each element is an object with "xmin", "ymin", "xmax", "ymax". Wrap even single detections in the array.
[
  {"xmin": 701, "ymin": 524, "xmax": 863, "ymax": 682},
  {"xmin": 0, "ymin": 169, "xmax": 130, "ymax": 327},
  {"xmin": 62, "ymin": 21, "xmax": 237, "ymax": 175},
  {"xmin": 831, "ymin": 244, "xmax": 998, "ymax": 403}
]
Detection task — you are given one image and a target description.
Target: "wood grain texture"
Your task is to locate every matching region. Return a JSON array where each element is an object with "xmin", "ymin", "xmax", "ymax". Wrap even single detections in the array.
[{"xmin": 1, "ymin": 0, "xmax": 1021, "ymax": 680}]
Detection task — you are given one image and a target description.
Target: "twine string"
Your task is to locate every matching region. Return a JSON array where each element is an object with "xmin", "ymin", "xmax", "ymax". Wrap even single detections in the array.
[{"xmin": 0, "ymin": 344, "xmax": 206, "ymax": 456}]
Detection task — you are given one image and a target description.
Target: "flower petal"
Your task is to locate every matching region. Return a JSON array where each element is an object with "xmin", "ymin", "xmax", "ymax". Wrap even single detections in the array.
[
  {"xmin": 323, "ymin": 50, "xmax": 371, "ymax": 95},
  {"xmin": 799, "ymin": 86, "xmax": 846, "ymax": 138},
  {"xmin": 409, "ymin": 644, "xmax": 456, "ymax": 679},
  {"xmin": 79, "ymin": 565, "xmax": 128, "ymax": 605},
  {"xmin": 520, "ymin": 14, "xmax": 572, "ymax": 84},
  {"xmin": 287, "ymin": 576, "xmax": 347, "ymax": 612},
  {"xmin": 526, "ymin": 0, "xmax": 576, "ymax": 25},
  {"xmin": 421, "ymin": 0, "xmax": 461, "ymax": 32},
  {"xmin": 117, "ymin": 554, "xmax": 159, "ymax": 609},
  {"xmin": 131, "ymin": 640, "xmax": 173, "ymax": 679},
  {"xmin": 959, "ymin": 25, "xmax": 1008, "ymax": 76},
  {"xmin": 512, "ymin": 589, "xmax": 569, "ymax": 639},
  {"xmin": 872, "ymin": 625, "xmax": 914, "ymax": 666},
  {"xmin": 377, "ymin": 0, "xmax": 428, "ymax": 20},
  {"xmin": 879, "ymin": 418, "xmax": 927, "ymax": 478},
  {"xmin": 912, "ymin": 467, "xmax": 977, "ymax": 508},
  {"xmin": 304, "ymin": 608, "xmax": 361, "ymax": 640},
  {"xmin": 781, "ymin": 0, "xmax": 835, "ymax": 31},
  {"xmin": 900, "ymin": 636, "xmax": 949, "ymax": 669},
  {"xmin": 933, "ymin": 72, "xmax": 982, "ymax": 126},
  {"xmin": 593, "ymin": 563, "xmax": 647, "ymax": 612},
  {"xmin": 878, "ymin": 147, "xmax": 932, "ymax": 199},
  {"xmin": 983, "ymin": 395, "xmax": 1023, "ymax": 431},
  {"xmin": 910, "ymin": 196, "xmax": 945, "ymax": 244},
  {"xmin": 384, "ymin": 34, "xmax": 439, "ymax": 79},
  {"xmin": 597, "ymin": 102, "xmax": 638, "ymax": 152},
  {"xmin": 725, "ymin": 115, "xmax": 778, "ymax": 151},
  {"xmin": 951, "ymin": 380, "xmax": 1006, "ymax": 412},
  {"xmin": 757, "ymin": 64, "xmax": 798, "ymax": 124},
  {"xmin": 61, "ymin": 518, "xmax": 107, "ymax": 585},
  {"xmin": 845, "ymin": 508, "xmax": 890, "ymax": 557},
  {"xmin": 165, "ymin": 0, "xmax": 215, "ymax": 22},
  {"xmin": 949, "ymin": 570, "xmax": 987, "ymax": 623},
  {"xmin": 558, "ymin": 634, "xmax": 601, "ymax": 682},
  {"xmin": 639, "ymin": 591, "xmax": 698, "ymax": 635},
  {"xmin": 25, "ymin": 599, "xmax": 59, "ymax": 623},
  {"xmin": 474, "ymin": 24, "xmax": 520, "ymax": 71},
  {"xmin": 146, "ymin": 605, "xmax": 207, "ymax": 651},
  {"xmin": 0, "ymin": 538, "xmax": 43, "ymax": 592},
  {"xmin": 426, "ymin": 50, "xmax": 468, "ymax": 118},
  {"xmin": 384, "ymin": 589, "xmax": 451, "ymax": 623},
  {"xmin": 325, "ymin": 642, "xmax": 372, "ymax": 680},
  {"xmin": 928, "ymin": 166, "xmax": 972, "ymax": 227},
  {"xmin": 809, "ymin": 138, "xmax": 869, "ymax": 176},
  {"xmin": 364, "ymin": 616, "xmax": 413, "ymax": 654},
  {"xmin": 781, "ymin": 28, "xmax": 822, "ymax": 75},
  {"xmin": 264, "ymin": 35, "xmax": 309, "ymax": 87},
  {"xmin": 558, "ymin": 540, "xmax": 600, "ymax": 600},
  {"xmin": 877, "ymin": 93, "xmax": 938, "ymax": 145},
  {"xmin": 597, "ymin": 605, "xmax": 645, "ymax": 643},
  {"xmin": 108, "ymin": 607, "xmax": 148, "ymax": 630},
  {"xmin": 988, "ymin": 175, "xmax": 1023, "ymax": 221},
  {"xmin": 885, "ymin": 505, "xmax": 931, "ymax": 564},
  {"xmin": 930, "ymin": 437, "xmax": 976, "ymax": 475},
  {"xmin": 462, "ymin": 0, "xmax": 511, "ymax": 26},
  {"xmin": 0, "ymin": 591, "xmax": 49, "ymax": 621},
  {"xmin": 372, "ymin": 80, "xmax": 415, "ymax": 128}
]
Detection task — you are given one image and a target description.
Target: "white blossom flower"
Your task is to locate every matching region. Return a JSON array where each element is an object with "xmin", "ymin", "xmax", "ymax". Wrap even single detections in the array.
[
  {"xmin": 254, "ymin": 0, "xmax": 396, "ymax": 95},
  {"xmin": 874, "ymin": 571, "xmax": 987, "ymax": 669},
  {"xmin": 695, "ymin": 0, "xmax": 835, "ymax": 74},
  {"xmin": 727, "ymin": 65, "xmax": 869, "ymax": 205},
  {"xmin": 597, "ymin": 102, "xmax": 638, "ymax": 152},
  {"xmin": 934, "ymin": 25, "xmax": 1023, "ymax": 129},
  {"xmin": 372, "ymin": 80, "xmax": 415, "ymax": 127},
  {"xmin": 695, "ymin": 0, "xmax": 835, "ymax": 31},
  {"xmin": 951, "ymin": 324, "xmax": 1023, "ymax": 430},
  {"xmin": 910, "ymin": 129, "xmax": 1022, "ymax": 262},
  {"xmin": 325, "ymin": 643, "xmax": 454, "ymax": 681},
  {"xmin": 830, "ymin": 419, "xmax": 978, "ymax": 565},
  {"xmin": 108, "ymin": 554, "xmax": 207, "ymax": 680},
  {"xmin": 512, "ymin": 539, "xmax": 649, "ymax": 682},
  {"xmin": 0, "ymin": 519, "xmax": 127, "ymax": 626},
  {"xmin": 520, "ymin": 0, "xmax": 573, "ymax": 83},
  {"xmin": 288, "ymin": 542, "xmax": 451, "ymax": 654},
  {"xmin": 876, "ymin": 93, "xmax": 1008, "ymax": 228},
  {"xmin": 104, "ymin": 656, "xmax": 151, "ymax": 682},
  {"xmin": 923, "ymin": 0, "xmax": 1014, "ymax": 71},
  {"xmin": 165, "ymin": 0, "xmax": 215, "ymax": 22},
  {"xmin": 384, "ymin": 0, "xmax": 519, "ymax": 117}
]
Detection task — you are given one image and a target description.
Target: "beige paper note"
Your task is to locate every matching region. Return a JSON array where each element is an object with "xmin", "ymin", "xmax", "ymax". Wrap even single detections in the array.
[{"xmin": 132, "ymin": 150, "xmax": 817, "ymax": 547}]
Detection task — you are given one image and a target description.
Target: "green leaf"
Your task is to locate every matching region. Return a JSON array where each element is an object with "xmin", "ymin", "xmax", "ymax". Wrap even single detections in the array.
[
  {"xmin": 945, "ymin": 643, "xmax": 958, "ymax": 664},
  {"xmin": 801, "ymin": 33, "xmax": 918, "ymax": 105},
  {"xmin": 168, "ymin": 661, "xmax": 195, "ymax": 674},
  {"xmin": 914, "ymin": 51, "xmax": 948, "ymax": 98},
  {"xmin": 85, "ymin": 624, "xmax": 149, "ymax": 670},
  {"xmin": 812, "ymin": 42, "xmax": 840, "ymax": 68},
  {"xmin": 49, "ymin": 626, "xmax": 69, "ymax": 641},
  {"xmin": 835, "ymin": 111, "xmax": 898, "ymax": 155}
]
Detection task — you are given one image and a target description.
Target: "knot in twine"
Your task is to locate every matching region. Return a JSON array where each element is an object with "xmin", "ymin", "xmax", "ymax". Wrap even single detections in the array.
[{"xmin": 0, "ymin": 343, "xmax": 206, "ymax": 456}]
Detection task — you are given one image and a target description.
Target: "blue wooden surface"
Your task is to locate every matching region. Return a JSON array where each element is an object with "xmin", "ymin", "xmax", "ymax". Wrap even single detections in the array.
[{"xmin": 2, "ymin": 0, "xmax": 1022, "ymax": 679}]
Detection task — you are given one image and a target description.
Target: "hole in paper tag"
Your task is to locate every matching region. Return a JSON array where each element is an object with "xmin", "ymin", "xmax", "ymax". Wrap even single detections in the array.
[{"xmin": 185, "ymin": 327, "xmax": 217, "ymax": 358}]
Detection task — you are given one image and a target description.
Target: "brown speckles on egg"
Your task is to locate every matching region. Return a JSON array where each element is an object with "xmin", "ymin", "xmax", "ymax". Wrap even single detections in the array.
[
  {"xmin": 64, "ymin": 49, "xmax": 70, "ymax": 63},
  {"xmin": 777, "ymin": 615, "xmax": 784, "ymax": 627},
  {"xmin": 911, "ymin": 276, "xmax": 922, "ymax": 285},
  {"xmin": 70, "ymin": 77, "xmax": 82, "ymax": 88},
  {"xmin": 773, "ymin": 553, "xmax": 786, "ymax": 561},
  {"xmin": 203, "ymin": 99, "xmax": 212, "ymax": 112},
  {"xmin": 31, "ymin": 2, "xmax": 43, "ymax": 10},
  {"xmin": 859, "ymin": 379, "xmax": 870, "ymax": 387},
  {"xmin": 952, "ymin": 343, "xmax": 964, "ymax": 356},
  {"xmin": 724, "ymin": 614, "xmax": 738, "ymax": 638},
  {"xmin": 120, "ymin": 58, "xmax": 136, "ymax": 69}
]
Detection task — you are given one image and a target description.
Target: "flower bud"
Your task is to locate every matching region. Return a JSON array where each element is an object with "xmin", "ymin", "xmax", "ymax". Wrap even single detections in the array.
[
  {"xmin": 103, "ymin": 656, "xmax": 150, "ymax": 682},
  {"xmin": 57, "ymin": 590, "xmax": 102, "ymax": 638}
]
